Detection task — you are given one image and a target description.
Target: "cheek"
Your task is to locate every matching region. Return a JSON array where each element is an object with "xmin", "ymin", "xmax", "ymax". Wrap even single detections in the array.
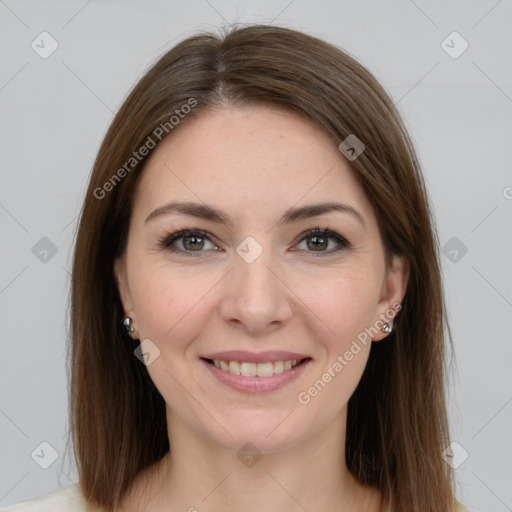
[
  {"xmin": 295, "ymin": 269, "xmax": 379, "ymax": 344},
  {"xmin": 130, "ymin": 264, "xmax": 221, "ymax": 345},
  {"xmin": 295, "ymin": 276, "xmax": 376, "ymax": 414}
]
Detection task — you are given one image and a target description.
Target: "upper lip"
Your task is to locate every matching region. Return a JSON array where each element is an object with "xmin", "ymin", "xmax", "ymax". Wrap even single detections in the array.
[{"xmin": 201, "ymin": 351, "xmax": 311, "ymax": 364}]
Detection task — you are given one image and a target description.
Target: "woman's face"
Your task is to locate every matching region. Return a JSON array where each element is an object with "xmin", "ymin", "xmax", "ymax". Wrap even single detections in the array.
[{"xmin": 114, "ymin": 105, "xmax": 408, "ymax": 452}]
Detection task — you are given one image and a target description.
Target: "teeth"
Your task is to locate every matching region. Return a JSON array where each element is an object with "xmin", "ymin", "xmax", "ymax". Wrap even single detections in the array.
[
  {"xmin": 210, "ymin": 358, "xmax": 303, "ymax": 376},
  {"xmin": 229, "ymin": 361, "xmax": 240, "ymax": 374},
  {"xmin": 240, "ymin": 362, "xmax": 258, "ymax": 376},
  {"xmin": 273, "ymin": 360, "xmax": 284, "ymax": 373}
]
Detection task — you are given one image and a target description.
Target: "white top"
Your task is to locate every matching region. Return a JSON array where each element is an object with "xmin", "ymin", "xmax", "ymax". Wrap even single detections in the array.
[
  {"xmin": 0, "ymin": 485, "xmax": 92, "ymax": 511},
  {"xmin": 0, "ymin": 484, "xmax": 476, "ymax": 512}
]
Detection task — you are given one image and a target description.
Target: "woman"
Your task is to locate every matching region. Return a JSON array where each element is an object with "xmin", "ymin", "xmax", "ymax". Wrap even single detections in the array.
[{"xmin": 1, "ymin": 24, "xmax": 474, "ymax": 512}]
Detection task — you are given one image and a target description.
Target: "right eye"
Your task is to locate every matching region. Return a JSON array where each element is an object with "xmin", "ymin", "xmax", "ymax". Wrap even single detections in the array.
[{"xmin": 160, "ymin": 228, "xmax": 220, "ymax": 256}]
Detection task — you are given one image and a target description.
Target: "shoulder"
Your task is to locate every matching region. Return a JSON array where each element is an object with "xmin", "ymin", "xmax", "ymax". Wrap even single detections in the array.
[
  {"xmin": 0, "ymin": 484, "xmax": 98, "ymax": 512},
  {"xmin": 456, "ymin": 501, "xmax": 480, "ymax": 512}
]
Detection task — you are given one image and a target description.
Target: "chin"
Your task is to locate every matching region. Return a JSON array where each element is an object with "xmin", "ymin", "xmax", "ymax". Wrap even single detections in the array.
[{"xmin": 204, "ymin": 411, "xmax": 308, "ymax": 454}]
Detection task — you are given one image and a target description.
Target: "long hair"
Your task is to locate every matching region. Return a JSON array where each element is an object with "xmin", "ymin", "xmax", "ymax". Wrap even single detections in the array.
[{"xmin": 68, "ymin": 24, "xmax": 456, "ymax": 512}]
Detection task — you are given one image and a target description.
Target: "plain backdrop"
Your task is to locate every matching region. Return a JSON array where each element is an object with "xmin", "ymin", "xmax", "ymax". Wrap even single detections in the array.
[{"xmin": 0, "ymin": 1, "xmax": 511, "ymax": 510}]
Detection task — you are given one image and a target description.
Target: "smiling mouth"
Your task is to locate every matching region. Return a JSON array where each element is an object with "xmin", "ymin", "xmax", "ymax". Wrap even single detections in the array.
[{"xmin": 201, "ymin": 357, "xmax": 311, "ymax": 377}]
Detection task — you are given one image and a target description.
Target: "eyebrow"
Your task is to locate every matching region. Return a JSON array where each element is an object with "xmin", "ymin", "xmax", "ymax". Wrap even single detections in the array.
[{"xmin": 144, "ymin": 200, "xmax": 366, "ymax": 229}]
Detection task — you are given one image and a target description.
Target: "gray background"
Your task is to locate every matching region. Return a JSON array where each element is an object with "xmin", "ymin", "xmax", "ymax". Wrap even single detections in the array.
[{"xmin": 1, "ymin": 1, "xmax": 511, "ymax": 510}]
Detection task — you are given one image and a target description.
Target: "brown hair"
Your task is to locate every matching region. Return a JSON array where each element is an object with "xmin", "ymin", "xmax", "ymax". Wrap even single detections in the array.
[{"xmin": 68, "ymin": 23, "xmax": 456, "ymax": 512}]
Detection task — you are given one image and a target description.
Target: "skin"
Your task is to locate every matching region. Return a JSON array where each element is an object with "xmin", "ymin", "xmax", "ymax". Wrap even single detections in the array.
[{"xmin": 114, "ymin": 105, "xmax": 409, "ymax": 512}]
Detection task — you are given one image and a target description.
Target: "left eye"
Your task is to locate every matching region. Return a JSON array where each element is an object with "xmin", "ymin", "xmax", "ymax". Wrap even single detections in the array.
[
  {"xmin": 294, "ymin": 228, "xmax": 350, "ymax": 254},
  {"xmin": 160, "ymin": 228, "xmax": 350, "ymax": 256}
]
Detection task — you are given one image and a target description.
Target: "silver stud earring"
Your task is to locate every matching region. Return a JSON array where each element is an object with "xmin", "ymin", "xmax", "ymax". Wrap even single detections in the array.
[
  {"xmin": 123, "ymin": 317, "xmax": 134, "ymax": 333},
  {"xmin": 381, "ymin": 322, "xmax": 392, "ymax": 333}
]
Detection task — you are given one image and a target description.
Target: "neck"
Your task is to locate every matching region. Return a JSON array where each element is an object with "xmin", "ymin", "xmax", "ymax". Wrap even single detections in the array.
[{"xmin": 120, "ymin": 406, "xmax": 383, "ymax": 512}]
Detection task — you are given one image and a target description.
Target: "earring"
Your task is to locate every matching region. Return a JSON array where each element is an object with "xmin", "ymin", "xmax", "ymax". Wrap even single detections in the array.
[
  {"xmin": 123, "ymin": 317, "xmax": 135, "ymax": 333},
  {"xmin": 381, "ymin": 322, "xmax": 392, "ymax": 333}
]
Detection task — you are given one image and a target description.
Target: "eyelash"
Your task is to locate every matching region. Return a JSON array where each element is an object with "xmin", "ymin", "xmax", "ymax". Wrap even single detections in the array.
[{"xmin": 158, "ymin": 226, "xmax": 351, "ymax": 258}]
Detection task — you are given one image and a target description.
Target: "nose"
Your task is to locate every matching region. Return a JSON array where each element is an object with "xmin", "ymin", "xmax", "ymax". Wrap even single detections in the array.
[{"xmin": 219, "ymin": 245, "xmax": 294, "ymax": 335}]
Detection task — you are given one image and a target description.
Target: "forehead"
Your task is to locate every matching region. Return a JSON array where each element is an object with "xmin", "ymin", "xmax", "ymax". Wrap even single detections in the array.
[{"xmin": 133, "ymin": 105, "xmax": 375, "ymax": 227}]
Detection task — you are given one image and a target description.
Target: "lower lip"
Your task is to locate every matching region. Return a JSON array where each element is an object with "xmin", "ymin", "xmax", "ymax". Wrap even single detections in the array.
[{"xmin": 201, "ymin": 358, "xmax": 311, "ymax": 394}]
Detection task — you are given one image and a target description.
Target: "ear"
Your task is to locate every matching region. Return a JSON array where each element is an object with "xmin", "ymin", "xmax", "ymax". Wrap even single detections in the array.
[
  {"xmin": 113, "ymin": 255, "xmax": 137, "ymax": 337},
  {"xmin": 372, "ymin": 254, "xmax": 409, "ymax": 342}
]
